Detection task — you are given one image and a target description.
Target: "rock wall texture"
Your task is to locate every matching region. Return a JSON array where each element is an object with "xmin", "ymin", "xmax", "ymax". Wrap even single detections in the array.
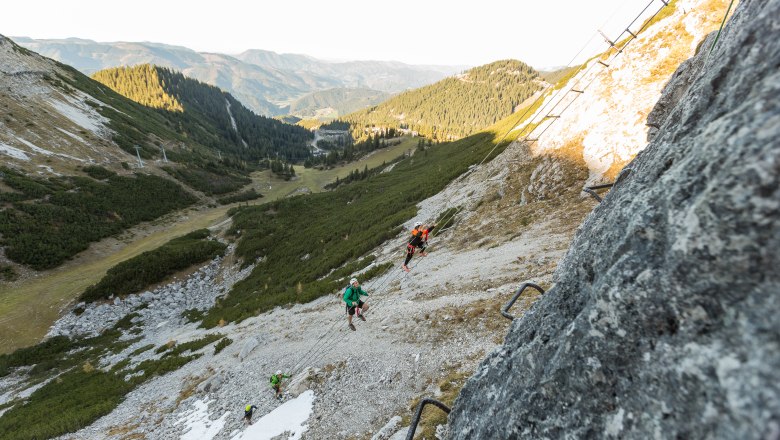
[
  {"xmin": 447, "ymin": 0, "xmax": 779, "ymax": 438},
  {"xmin": 525, "ymin": 0, "xmax": 730, "ymax": 182}
]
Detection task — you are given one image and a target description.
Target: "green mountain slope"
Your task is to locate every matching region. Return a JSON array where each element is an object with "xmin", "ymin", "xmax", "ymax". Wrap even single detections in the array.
[
  {"xmin": 201, "ymin": 104, "xmax": 539, "ymax": 325},
  {"xmin": 0, "ymin": 37, "xmax": 309, "ymax": 272},
  {"xmin": 91, "ymin": 64, "xmax": 314, "ymax": 163},
  {"xmin": 336, "ymin": 60, "xmax": 543, "ymax": 141}
]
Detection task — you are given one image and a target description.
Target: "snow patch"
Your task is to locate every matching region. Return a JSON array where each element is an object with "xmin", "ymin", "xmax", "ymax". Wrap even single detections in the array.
[
  {"xmin": 56, "ymin": 127, "xmax": 87, "ymax": 143},
  {"xmin": 47, "ymin": 96, "xmax": 107, "ymax": 134},
  {"xmin": 230, "ymin": 390, "xmax": 315, "ymax": 440},
  {"xmin": 37, "ymin": 165, "xmax": 60, "ymax": 175},
  {"xmin": 0, "ymin": 142, "xmax": 30, "ymax": 161},
  {"xmin": 176, "ymin": 399, "xmax": 230, "ymax": 440},
  {"xmin": 16, "ymin": 137, "xmax": 85, "ymax": 162},
  {"xmin": 17, "ymin": 380, "xmax": 49, "ymax": 399},
  {"xmin": 226, "ymin": 100, "xmax": 238, "ymax": 133}
]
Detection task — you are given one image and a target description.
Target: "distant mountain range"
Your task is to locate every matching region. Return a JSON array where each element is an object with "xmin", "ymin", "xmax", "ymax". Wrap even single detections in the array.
[{"xmin": 11, "ymin": 37, "xmax": 466, "ymax": 117}]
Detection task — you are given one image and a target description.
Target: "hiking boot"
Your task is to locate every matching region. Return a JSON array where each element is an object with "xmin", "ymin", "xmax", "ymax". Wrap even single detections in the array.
[
  {"xmin": 358, "ymin": 313, "xmax": 366, "ymax": 322},
  {"xmin": 349, "ymin": 323, "xmax": 356, "ymax": 331}
]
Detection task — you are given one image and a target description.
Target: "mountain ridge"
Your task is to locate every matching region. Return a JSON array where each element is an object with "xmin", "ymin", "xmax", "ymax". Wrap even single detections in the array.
[
  {"xmin": 12, "ymin": 37, "xmax": 465, "ymax": 117},
  {"xmin": 334, "ymin": 59, "xmax": 543, "ymax": 141}
]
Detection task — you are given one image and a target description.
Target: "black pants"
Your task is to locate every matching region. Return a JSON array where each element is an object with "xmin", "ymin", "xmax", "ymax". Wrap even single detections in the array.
[
  {"xmin": 346, "ymin": 300, "xmax": 365, "ymax": 315},
  {"xmin": 404, "ymin": 244, "xmax": 425, "ymax": 266}
]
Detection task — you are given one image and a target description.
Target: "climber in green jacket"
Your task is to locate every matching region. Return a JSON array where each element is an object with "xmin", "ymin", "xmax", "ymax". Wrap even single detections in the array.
[
  {"xmin": 344, "ymin": 277, "xmax": 369, "ymax": 331},
  {"xmin": 270, "ymin": 370, "xmax": 291, "ymax": 400}
]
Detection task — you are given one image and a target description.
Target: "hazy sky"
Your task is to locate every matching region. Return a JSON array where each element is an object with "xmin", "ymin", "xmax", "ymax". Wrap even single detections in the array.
[{"xmin": 2, "ymin": 0, "xmax": 665, "ymax": 67}]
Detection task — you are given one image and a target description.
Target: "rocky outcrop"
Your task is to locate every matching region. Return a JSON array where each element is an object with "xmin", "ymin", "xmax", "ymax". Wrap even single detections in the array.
[
  {"xmin": 524, "ymin": 0, "xmax": 730, "ymax": 181},
  {"xmin": 448, "ymin": 1, "xmax": 780, "ymax": 438}
]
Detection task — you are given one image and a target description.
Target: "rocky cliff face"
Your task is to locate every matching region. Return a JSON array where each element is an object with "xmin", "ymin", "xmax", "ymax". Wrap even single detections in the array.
[
  {"xmin": 447, "ymin": 0, "xmax": 780, "ymax": 438},
  {"xmin": 524, "ymin": 0, "xmax": 734, "ymax": 182}
]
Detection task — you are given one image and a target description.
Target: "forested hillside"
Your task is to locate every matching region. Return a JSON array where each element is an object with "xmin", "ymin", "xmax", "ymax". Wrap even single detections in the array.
[
  {"xmin": 0, "ymin": 37, "xmax": 311, "ymax": 273},
  {"xmin": 92, "ymin": 65, "xmax": 183, "ymax": 112},
  {"xmin": 0, "ymin": 166, "xmax": 197, "ymax": 270},
  {"xmin": 92, "ymin": 65, "xmax": 313, "ymax": 163},
  {"xmin": 336, "ymin": 60, "xmax": 542, "ymax": 141}
]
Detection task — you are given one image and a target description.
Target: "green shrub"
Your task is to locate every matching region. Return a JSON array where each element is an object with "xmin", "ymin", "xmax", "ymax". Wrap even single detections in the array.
[
  {"xmin": 132, "ymin": 354, "xmax": 199, "ymax": 384},
  {"xmin": 165, "ymin": 334, "xmax": 222, "ymax": 357},
  {"xmin": 0, "ymin": 336, "xmax": 73, "ymax": 377},
  {"xmin": 435, "ymin": 207, "xmax": 460, "ymax": 231},
  {"xmin": 80, "ymin": 230, "xmax": 226, "ymax": 302},
  {"xmin": 182, "ymin": 308, "xmax": 205, "ymax": 323},
  {"xmin": 113, "ymin": 312, "xmax": 140, "ymax": 330},
  {"xmin": 217, "ymin": 188, "xmax": 263, "ymax": 205},
  {"xmin": 213, "ymin": 337, "xmax": 232, "ymax": 355},
  {"xmin": 0, "ymin": 370, "xmax": 133, "ymax": 440},
  {"xmin": 359, "ymin": 261, "xmax": 395, "ymax": 283},
  {"xmin": 82, "ymin": 165, "xmax": 116, "ymax": 180},
  {"xmin": 163, "ymin": 164, "xmax": 251, "ymax": 195},
  {"xmin": 0, "ymin": 264, "xmax": 17, "ymax": 281},
  {"xmin": 0, "ymin": 168, "xmax": 197, "ymax": 270},
  {"xmin": 0, "ymin": 348, "xmax": 201, "ymax": 439},
  {"xmin": 130, "ymin": 344, "xmax": 155, "ymax": 356}
]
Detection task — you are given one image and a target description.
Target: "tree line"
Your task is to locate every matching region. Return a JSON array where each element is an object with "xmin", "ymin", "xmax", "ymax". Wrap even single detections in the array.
[
  {"xmin": 334, "ymin": 60, "xmax": 542, "ymax": 142},
  {"xmin": 92, "ymin": 65, "xmax": 314, "ymax": 164},
  {"xmin": 0, "ymin": 166, "xmax": 196, "ymax": 270}
]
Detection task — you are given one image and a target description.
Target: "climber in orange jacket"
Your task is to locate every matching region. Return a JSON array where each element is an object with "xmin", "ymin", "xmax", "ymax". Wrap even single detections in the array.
[{"xmin": 402, "ymin": 222, "xmax": 435, "ymax": 272}]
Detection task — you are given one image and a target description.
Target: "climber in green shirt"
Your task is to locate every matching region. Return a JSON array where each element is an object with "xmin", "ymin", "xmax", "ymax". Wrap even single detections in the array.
[
  {"xmin": 270, "ymin": 370, "xmax": 291, "ymax": 400},
  {"xmin": 344, "ymin": 277, "xmax": 369, "ymax": 331}
]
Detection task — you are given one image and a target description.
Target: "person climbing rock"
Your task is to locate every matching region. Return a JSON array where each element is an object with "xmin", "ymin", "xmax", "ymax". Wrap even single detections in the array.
[
  {"xmin": 244, "ymin": 404, "xmax": 258, "ymax": 425},
  {"xmin": 402, "ymin": 222, "xmax": 436, "ymax": 272},
  {"xmin": 270, "ymin": 370, "xmax": 291, "ymax": 400},
  {"xmin": 344, "ymin": 277, "xmax": 369, "ymax": 331}
]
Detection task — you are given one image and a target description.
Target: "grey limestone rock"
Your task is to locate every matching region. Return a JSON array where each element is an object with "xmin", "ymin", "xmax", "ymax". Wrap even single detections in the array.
[
  {"xmin": 239, "ymin": 337, "xmax": 259, "ymax": 361},
  {"xmin": 448, "ymin": 1, "xmax": 780, "ymax": 438}
]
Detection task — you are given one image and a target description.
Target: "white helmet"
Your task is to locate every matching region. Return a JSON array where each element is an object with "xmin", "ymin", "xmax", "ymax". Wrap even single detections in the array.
[
  {"xmin": 414, "ymin": 221, "xmax": 422, "ymax": 227},
  {"xmin": 276, "ymin": 370, "xmax": 282, "ymax": 375},
  {"xmin": 350, "ymin": 277, "xmax": 358, "ymax": 285}
]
